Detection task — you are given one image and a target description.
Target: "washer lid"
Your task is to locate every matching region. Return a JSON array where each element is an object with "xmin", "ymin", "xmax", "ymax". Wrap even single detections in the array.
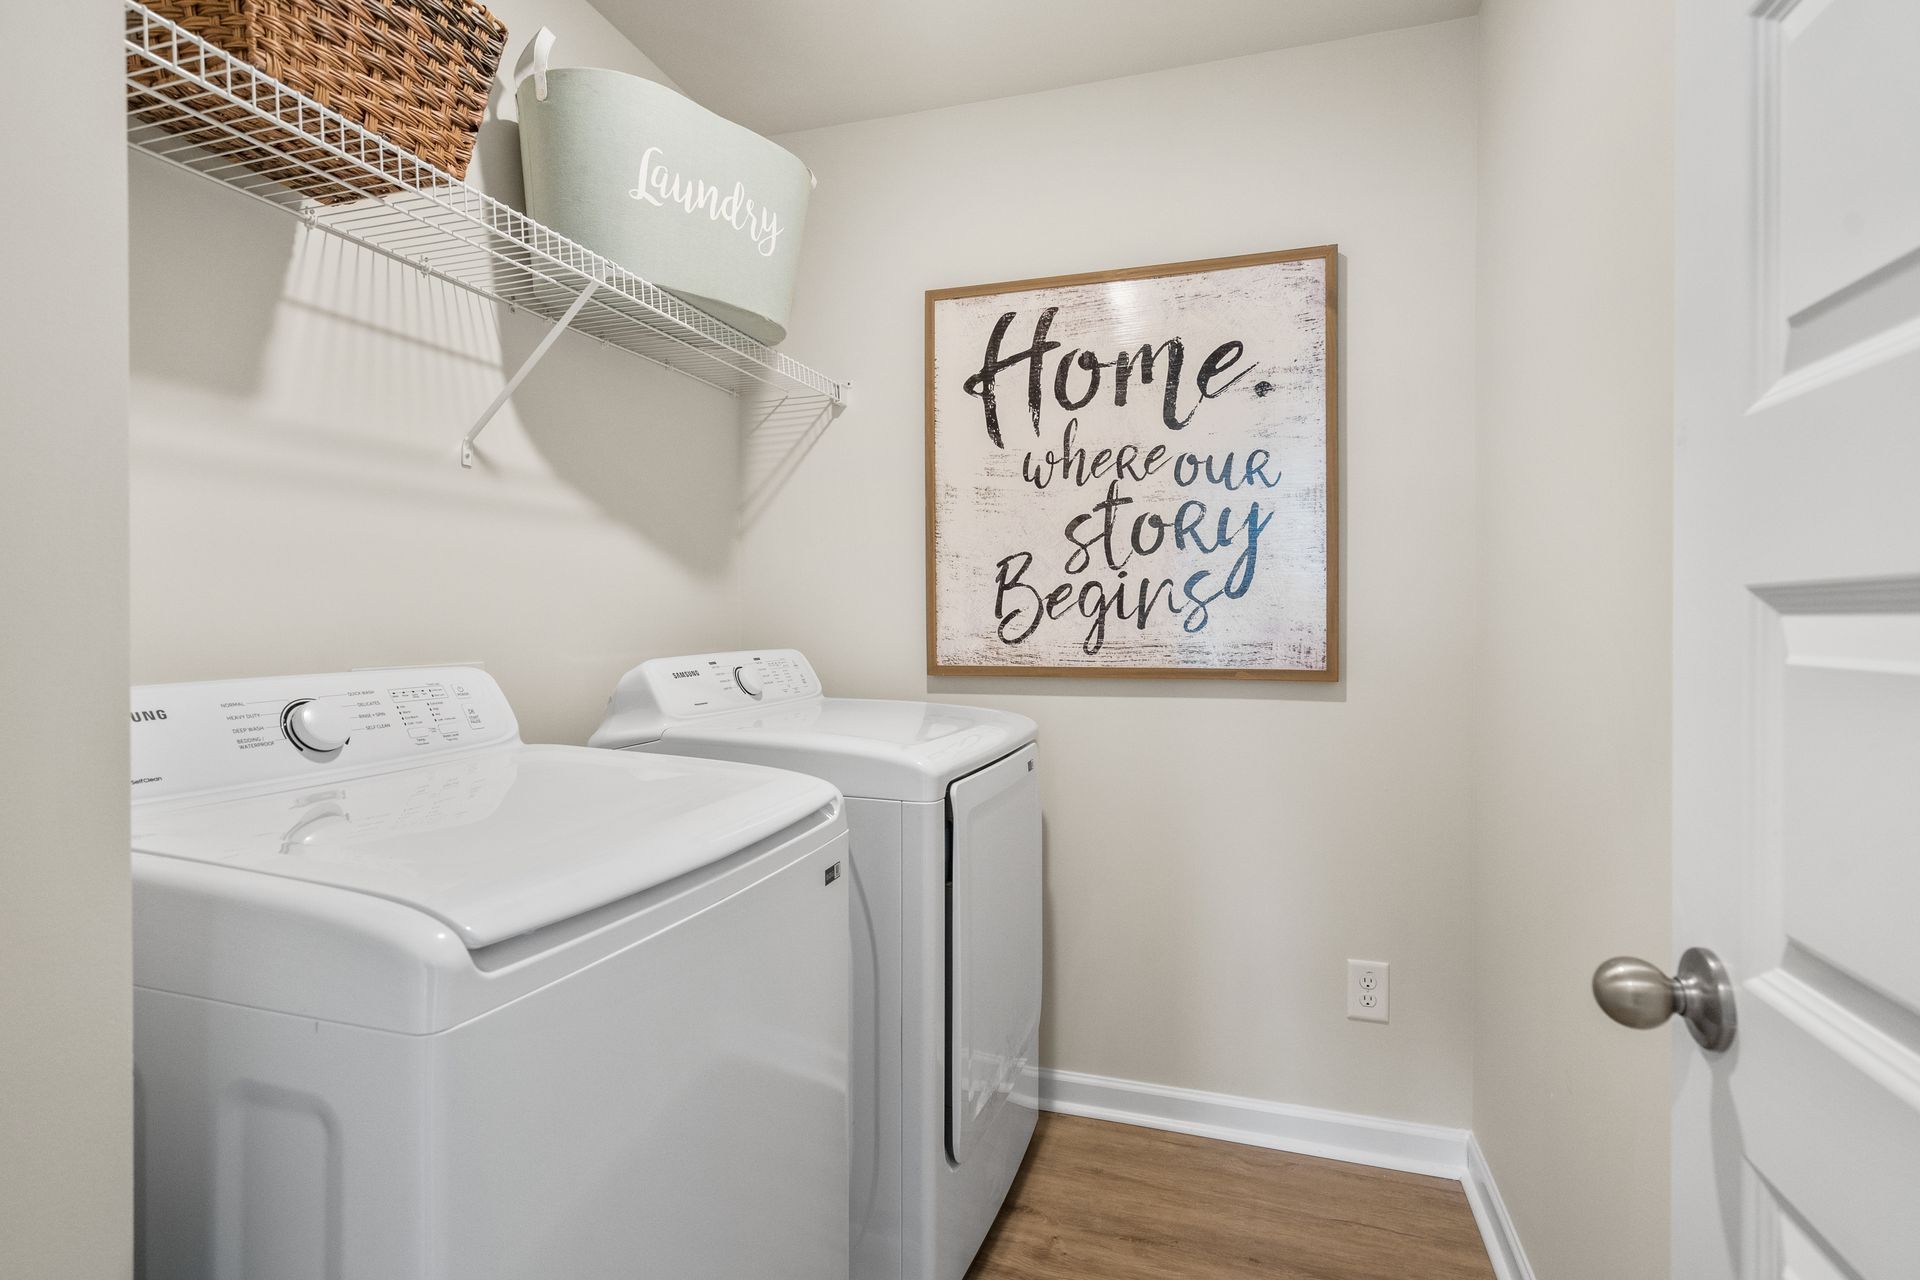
[
  {"xmin": 130, "ymin": 744, "xmax": 837, "ymax": 948},
  {"xmin": 653, "ymin": 699, "xmax": 1037, "ymax": 802}
]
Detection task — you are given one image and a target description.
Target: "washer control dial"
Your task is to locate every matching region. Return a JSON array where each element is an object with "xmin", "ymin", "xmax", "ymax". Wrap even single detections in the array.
[
  {"xmin": 283, "ymin": 699, "xmax": 351, "ymax": 757},
  {"xmin": 733, "ymin": 665, "xmax": 762, "ymax": 698}
]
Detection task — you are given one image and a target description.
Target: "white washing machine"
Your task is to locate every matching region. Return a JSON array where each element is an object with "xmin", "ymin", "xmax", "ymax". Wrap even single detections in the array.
[
  {"xmin": 129, "ymin": 666, "xmax": 851, "ymax": 1280},
  {"xmin": 590, "ymin": 650, "xmax": 1042, "ymax": 1280}
]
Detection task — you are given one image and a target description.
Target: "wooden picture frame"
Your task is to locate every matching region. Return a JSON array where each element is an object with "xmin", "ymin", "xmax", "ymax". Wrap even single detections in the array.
[{"xmin": 925, "ymin": 246, "xmax": 1340, "ymax": 680}]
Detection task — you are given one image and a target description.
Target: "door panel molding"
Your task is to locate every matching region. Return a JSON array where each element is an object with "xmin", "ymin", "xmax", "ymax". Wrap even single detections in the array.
[{"xmin": 1752, "ymin": 0, "xmax": 1920, "ymax": 405}]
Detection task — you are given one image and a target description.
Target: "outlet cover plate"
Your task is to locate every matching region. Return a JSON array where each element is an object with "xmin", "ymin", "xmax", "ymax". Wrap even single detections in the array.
[{"xmin": 1347, "ymin": 959, "xmax": 1390, "ymax": 1023}]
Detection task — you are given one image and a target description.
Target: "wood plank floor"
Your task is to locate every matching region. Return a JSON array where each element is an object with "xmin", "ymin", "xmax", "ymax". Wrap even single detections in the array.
[{"xmin": 967, "ymin": 1114, "xmax": 1495, "ymax": 1280}]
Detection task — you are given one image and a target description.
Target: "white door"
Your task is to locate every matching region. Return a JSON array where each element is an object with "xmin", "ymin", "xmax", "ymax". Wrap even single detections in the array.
[{"xmin": 1670, "ymin": 1, "xmax": 1920, "ymax": 1278}]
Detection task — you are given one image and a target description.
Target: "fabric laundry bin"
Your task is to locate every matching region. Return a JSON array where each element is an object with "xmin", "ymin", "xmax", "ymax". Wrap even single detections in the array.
[{"xmin": 515, "ymin": 31, "xmax": 812, "ymax": 346}]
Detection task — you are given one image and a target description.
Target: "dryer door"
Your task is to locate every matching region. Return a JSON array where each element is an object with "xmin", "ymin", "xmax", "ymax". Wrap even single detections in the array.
[{"xmin": 946, "ymin": 744, "xmax": 1042, "ymax": 1165}]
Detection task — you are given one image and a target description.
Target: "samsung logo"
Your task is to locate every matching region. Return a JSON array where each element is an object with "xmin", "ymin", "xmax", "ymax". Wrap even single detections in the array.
[
  {"xmin": 130, "ymin": 709, "xmax": 169, "ymax": 723},
  {"xmin": 670, "ymin": 670, "xmax": 701, "ymax": 679}
]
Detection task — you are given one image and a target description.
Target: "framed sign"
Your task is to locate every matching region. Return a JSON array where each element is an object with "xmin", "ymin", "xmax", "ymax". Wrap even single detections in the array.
[{"xmin": 925, "ymin": 246, "xmax": 1339, "ymax": 680}]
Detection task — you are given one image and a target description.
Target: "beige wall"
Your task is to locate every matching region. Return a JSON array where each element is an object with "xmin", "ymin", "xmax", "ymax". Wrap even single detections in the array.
[
  {"xmin": 0, "ymin": 4, "xmax": 133, "ymax": 1278},
  {"xmin": 113, "ymin": 7, "xmax": 1679, "ymax": 1274},
  {"xmin": 1471, "ymin": 2, "xmax": 1674, "ymax": 1276},
  {"xmin": 127, "ymin": 0, "xmax": 738, "ymax": 745},
  {"xmin": 748, "ymin": 21, "xmax": 1483, "ymax": 1124}
]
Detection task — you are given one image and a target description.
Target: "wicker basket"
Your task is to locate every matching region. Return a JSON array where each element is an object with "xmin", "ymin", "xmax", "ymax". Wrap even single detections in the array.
[{"xmin": 134, "ymin": 0, "xmax": 507, "ymax": 202}]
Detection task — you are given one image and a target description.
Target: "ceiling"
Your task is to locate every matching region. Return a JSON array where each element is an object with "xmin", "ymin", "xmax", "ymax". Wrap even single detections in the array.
[{"xmin": 589, "ymin": 0, "xmax": 1481, "ymax": 136}]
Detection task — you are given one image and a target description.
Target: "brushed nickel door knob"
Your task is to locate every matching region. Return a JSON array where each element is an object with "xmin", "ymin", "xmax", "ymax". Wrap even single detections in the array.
[{"xmin": 1592, "ymin": 947, "xmax": 1736, "ymax": 1052}]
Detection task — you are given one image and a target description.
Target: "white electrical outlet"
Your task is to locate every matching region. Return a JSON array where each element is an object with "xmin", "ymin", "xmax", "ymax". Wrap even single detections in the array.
[{"xmin": 1347, "ymin": 959, "xmax": 1390, "ymax": 1023}]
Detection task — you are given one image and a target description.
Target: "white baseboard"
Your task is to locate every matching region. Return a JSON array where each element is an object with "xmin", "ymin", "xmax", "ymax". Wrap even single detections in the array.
[
  {"xmin": 1035, "ymin": 1068, "xmax": 1535, "ymax": 1280},
  {"xmin": 1462, "ymin": 1133, "xmax": 1536, "ymax": 1280},
  {"xmin": 1038, "ymin": 1066, "xmax": 1472, "ymax": 1178}
]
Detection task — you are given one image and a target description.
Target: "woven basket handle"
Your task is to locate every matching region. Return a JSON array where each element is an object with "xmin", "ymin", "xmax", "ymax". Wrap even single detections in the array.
[{"xmin": 514, "ymin": 27, "xmax": 558, "ymax": 102}]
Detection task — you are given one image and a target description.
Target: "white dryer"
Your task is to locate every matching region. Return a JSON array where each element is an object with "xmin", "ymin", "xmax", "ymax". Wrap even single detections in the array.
[
  {"xmin": 129, "ymin": 666, "xmax": 851, "ymax": 1280},
  {"xmin": 591, "ymin": 650, "xmax": 1042, "ymax": 1280}
]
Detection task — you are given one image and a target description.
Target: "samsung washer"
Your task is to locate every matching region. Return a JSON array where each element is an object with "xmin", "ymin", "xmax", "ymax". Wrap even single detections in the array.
[
  {"xmin": 591, "ymin": 649, "xmax": 1041, "ymax": 1280},
  {"xmin": 129, "ymin": 666, "xmax": 850, "ymax": 1280}
]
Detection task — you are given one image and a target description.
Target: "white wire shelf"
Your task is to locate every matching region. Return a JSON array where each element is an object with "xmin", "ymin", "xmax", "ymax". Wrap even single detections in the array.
[{"xmin": 123, "ymin": 0, "xmax": 847, "ymax": 466}]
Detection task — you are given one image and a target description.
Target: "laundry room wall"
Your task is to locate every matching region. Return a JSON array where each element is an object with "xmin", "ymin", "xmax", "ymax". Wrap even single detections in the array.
[
  {"xmin": 1, "ymin": 4, "xmax": 132, "ymax": 1275},
  {"xmin": 127, "ymin": 0, "xmax": 743, "ymax": 743},
  {"xmin": 1471, "ymin": 2, "xmax": 1674, "ymax": 1276},
  {"xmin": 740, "ymin": 20, "xmax": 1482, "ymax": 1125}
]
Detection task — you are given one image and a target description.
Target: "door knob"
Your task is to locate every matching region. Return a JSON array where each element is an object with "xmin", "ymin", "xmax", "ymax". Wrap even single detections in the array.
[{"xmin": 1591, "ymin": 947, "xmax": 1736, "ymax": 1052}]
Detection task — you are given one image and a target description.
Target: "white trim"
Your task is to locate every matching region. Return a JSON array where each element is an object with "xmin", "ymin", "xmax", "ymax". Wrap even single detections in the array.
[
  {"xmin": 1038, "ymin": 1067, "xmax": 1470, "ymax": 1178},
  {"xmin": 1462, "ymin": 1133, "xmax": 1537, "ymax": 1280},
  {"xmin": 1036, "ymin": 1068, "xmax": 1535, "ymax": 1280}
]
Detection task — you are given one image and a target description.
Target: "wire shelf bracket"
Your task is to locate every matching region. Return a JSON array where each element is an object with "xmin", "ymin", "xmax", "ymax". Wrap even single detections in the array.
[
  {"xmin": 461, "ymin": 281, "xmax": 597, "ymax": 467},
  {"xmin": 122, "ymin": 0, "xmax": 848, "ymax": 468}
]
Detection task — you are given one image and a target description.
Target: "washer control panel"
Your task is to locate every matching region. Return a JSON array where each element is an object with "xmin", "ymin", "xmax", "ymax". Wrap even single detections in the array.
[
  {"xmin": 592, "ymin": 649, "xmax": 821, "ymax": 747},
  {"xmin": 131, "ymin": 666, "xmax": 517, "ymax": 801}
]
